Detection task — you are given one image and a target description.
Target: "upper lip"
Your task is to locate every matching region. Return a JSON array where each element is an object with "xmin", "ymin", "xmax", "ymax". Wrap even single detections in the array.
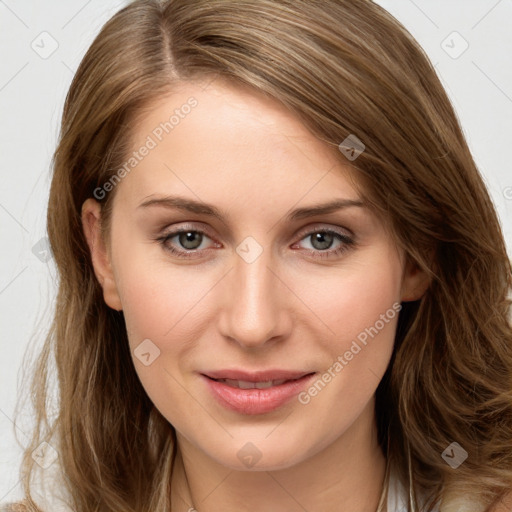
[{"xmin": 202, "ymin": 369, "xmax": 314, "ymax": 382}]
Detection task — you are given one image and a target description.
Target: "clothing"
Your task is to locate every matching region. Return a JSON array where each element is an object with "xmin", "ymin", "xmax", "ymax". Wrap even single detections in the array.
[{"xmin": 387, "ymin": 468, "xmax": 413, "ymax": 511}]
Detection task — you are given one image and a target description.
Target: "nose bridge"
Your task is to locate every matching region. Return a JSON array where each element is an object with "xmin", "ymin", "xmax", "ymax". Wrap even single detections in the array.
[{"xmin": 219, "ymin": 241, "xmax": 289, "ymax": 347}]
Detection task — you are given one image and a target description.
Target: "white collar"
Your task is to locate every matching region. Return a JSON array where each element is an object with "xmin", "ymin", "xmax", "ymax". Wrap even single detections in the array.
[{"xmin": 387, "ymin": 467, "xmax": 411, "ymax": 512}]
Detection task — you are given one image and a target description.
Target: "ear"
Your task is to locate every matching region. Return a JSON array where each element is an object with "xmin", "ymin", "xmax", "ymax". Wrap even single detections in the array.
[
  {"xmin": 400, "ymin": 257, "xmax": 431, "ymax": 302},
  {"xmin": 81, "ymin": 198, "xmax": 123, "ymax": 311}
]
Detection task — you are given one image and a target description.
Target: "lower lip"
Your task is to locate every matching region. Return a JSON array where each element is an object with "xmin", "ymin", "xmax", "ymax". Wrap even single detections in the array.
[{"xmin": 201, "ymin": 373, "xmax": 316, "ymax": 415}]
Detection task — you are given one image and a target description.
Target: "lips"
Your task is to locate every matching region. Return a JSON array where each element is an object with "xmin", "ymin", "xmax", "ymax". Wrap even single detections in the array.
[
  {"xmin": 214, "ymin": 378, "xmax": 288, "ymax": 389},
  {"xmin": 201, "ymin": 369, "xmax": 316, "ymax": 415},
  {"xmin": 203, "ymin": 369, "xmax": 312, "ymax": 382}
]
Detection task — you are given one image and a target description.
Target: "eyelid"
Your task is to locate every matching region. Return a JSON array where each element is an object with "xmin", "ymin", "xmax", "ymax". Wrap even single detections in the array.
[
  {"xmin": 156, "ymin": 221, "xmax": 356, "ymax": 261},
  {"xmin": 294, "ymin": 222, "xmax": 354, "ymax": 240},
  {"xmin": 157, "ymin": 221, "xmax": 354, "ymax": 245},
  {"xmin": 155, "ymin": 223, "xmax": 220, "ymax": 258},
  {"xmin": 158, "ymin": 222, "xmax": 217, "ymax": 240}
]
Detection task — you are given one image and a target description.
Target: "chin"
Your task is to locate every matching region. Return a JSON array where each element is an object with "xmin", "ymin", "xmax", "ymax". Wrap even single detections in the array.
[{"xmin": 203, "ymin": 435, "xmax": 316, "ymax": 472}]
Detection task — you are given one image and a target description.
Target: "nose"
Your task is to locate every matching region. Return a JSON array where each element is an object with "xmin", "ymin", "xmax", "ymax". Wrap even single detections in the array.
[{"xmin": 218, "ymin": 246, "xmax": 293, "ymax": 350}]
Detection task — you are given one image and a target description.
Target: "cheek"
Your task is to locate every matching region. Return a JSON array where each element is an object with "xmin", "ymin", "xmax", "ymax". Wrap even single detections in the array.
[
  {"xmin": 116, "ymin": 260, "xmax": 211, "ymax": 348},
  {"xmin": 294, "ymin": 243, "xmax": 403, "ymax": 350},
  {"xmin": 109, "ymin": 212, "xmax": 211, "ymax": 336},
  {"xmin": 111, "ymin": 247, "xmax": 211, "ymax": 424},
  {"xmin": 293, "ymin": 248, "xmax": 402, "ymax": 433}
]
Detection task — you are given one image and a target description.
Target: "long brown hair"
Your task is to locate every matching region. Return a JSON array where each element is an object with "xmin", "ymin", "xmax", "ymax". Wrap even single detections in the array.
[{"xmin": 10, "ymin": 0, "xmax": 512, "ymax": 510}]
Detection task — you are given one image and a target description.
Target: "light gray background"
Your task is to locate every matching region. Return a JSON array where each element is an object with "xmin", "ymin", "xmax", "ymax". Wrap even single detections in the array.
[{"xmin": 1, "ymin": 0, "xmax": 511, "ymax": 502}]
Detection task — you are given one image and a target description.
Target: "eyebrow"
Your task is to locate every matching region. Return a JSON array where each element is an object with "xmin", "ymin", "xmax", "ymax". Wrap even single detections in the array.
[{"xmin": 137, "ymin": 195, "xmax": 365, "ymax": 221}]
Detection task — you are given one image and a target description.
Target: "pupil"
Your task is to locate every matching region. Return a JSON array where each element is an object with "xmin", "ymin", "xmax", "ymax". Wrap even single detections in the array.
[
  {"xmin": 180, "ymin": 231, "xmax": 201, "ymax": 249},
  {"xmin": 312, "ymin": 232, "xmax": 333, "ymax": 250}
]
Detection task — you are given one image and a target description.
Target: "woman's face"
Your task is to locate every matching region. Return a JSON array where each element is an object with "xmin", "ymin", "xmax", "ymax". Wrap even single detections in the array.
[{"xmin": 83, "ymin": 78, "xmax": 427, "ymax": 471}]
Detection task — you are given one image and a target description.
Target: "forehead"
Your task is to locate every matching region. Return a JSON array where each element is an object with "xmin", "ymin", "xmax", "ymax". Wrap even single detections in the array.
[{"xmin": 114, "ymin": 78, "xmax": 364, "ymax": 213}]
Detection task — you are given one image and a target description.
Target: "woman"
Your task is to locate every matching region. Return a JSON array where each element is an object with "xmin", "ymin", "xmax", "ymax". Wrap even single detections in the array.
[{"xmin": 4, "ymin": 0, "xmax": 512, "ymax": 511}]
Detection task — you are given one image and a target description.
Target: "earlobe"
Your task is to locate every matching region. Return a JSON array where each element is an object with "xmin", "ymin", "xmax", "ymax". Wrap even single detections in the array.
[
  {"xmin": 400, "ymin": 258, "xmax": 431, "ymax": 302},
  {"xmin": 81, "ymin": 198, "xmax": 123, "ymax": 311}
]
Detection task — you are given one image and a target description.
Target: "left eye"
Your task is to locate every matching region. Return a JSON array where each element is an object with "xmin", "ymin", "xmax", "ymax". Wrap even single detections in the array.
[
  {"xmin": 157, "ymin": 229, "xmax": 214, "ymax": 256},
  {"xmin": 156, "ymin": 226, "xmax": 354, "ymax": 260},
  {"xmin": 296, "ymin": 230, "xmax": 346, "ymax": 251},
  {"xmin": 292, "ymin": 228, "xmax": 355, "ymax": 260}
]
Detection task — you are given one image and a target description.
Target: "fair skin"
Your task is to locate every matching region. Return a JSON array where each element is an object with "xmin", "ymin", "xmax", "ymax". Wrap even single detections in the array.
[{"xmin": 82, "ymin": 78, "xmax": 429, "ymax": 512}]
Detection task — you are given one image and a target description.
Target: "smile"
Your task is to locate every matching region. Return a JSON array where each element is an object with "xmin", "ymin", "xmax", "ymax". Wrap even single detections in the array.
[
  {"xmin": 201, "ymin": 372, "xmax": 316, "ymax": 414},
  {"xmin": 213, "ymin": 378, "xmax": 289, "ymax": 389}
]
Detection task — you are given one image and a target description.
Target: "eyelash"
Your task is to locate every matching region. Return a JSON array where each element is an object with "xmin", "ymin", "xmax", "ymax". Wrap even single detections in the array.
[{"xmin": 155, "ymin": 225, "xmax": 355, "ymax": 261}]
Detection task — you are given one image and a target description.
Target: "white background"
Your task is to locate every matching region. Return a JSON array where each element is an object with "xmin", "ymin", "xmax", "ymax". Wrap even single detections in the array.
[{"xmin": 1, "ymin": 0, "xmax": 511, "ymax": 502}]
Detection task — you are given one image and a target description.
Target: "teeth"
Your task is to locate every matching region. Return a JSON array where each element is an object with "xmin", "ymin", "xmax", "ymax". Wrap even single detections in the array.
[
  {"xmin": 218, "ymin": 378, "xmax": 288, "ymax": 389},
  {"xmin": 268, "ymin": 379, "xmax": 287, "ymax": 386},
  {"xmin": 255, "ymin": 380, "xmax": 275, "ymax": 389},
  {"xmin": 237, "ymin": 379, "xmax": 258, "ymax": 389}
]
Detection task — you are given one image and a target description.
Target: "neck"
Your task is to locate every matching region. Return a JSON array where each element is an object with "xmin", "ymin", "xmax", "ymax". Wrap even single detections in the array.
[{"xmin": 170, "ymin": 400, "xmax": 387, "ymax": 512}]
